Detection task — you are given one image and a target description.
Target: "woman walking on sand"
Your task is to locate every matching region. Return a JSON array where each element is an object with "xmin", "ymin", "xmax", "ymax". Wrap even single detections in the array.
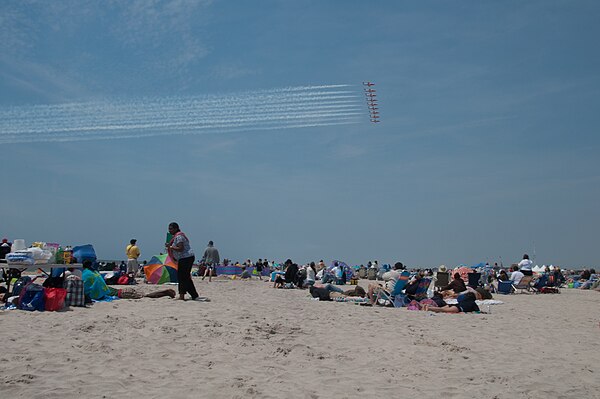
[{"xmin": 166, "ymin": 222, "xmax": 200, "ymax": 301}]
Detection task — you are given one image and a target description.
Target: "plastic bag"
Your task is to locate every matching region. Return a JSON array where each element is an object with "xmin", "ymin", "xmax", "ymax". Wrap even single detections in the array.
[{"xmin": 6, "ymin": 251, "xmax": 35, "ymax": 265}]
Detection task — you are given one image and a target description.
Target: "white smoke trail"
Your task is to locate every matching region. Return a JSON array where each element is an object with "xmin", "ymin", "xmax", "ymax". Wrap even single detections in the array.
[{"xmin": 0, "ymin": 85, "xmax": 366, "ymax": 144}]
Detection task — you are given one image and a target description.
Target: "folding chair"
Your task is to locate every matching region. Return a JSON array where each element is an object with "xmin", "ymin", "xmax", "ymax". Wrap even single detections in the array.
[
  {"xmin": 375, "ymin": 271, "xmax": 410, "ymax": 307},
  {"xmin": 468, "ymin": 272, "xmax": 482, "ymax": 288},
  {"xmin": 512, "ymin": 275, "xmax": 534, "ymax": 293},
  {"xmin": 531, "ymin": 274, "xmax": 549, "ymax": 293},
  {"xmin": 412, "ymin": 278, "xmax": 433, "ymax": 301},
  {"xmin": 434, "ymin": 272, "xmax": 449, "ymax": 291},
  {"xmin": 497, "ymin": 280, "xmax": 513, "ymax": 294}
]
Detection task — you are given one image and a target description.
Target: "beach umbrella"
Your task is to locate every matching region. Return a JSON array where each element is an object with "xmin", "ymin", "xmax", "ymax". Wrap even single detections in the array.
[
  {"xmin": 144, "ymin": 254, "xmax": 178, "ymax": 284},
  {"xmin": 471, "ymin": 262, "xmax": 485, "ymax": 269},
  {"xmin": 452, "ymin": 266, "xmax": 472, "ymax": 282}
]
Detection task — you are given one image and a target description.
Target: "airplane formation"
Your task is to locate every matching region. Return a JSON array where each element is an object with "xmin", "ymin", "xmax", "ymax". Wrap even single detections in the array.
[{"xmin": 362, "ymin": 82, "xmax": 380, "ymax": 123}]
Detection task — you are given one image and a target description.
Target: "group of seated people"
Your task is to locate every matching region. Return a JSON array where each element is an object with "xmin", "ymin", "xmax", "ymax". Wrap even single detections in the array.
[
  {"xmin": 305, "ymin": 261, "xmax": 491, "ymax": 313},
  {"xmin": 273, "ymin": 260, "xmax": 342, "ymax": 289},
  {"xmin": 570, "ymin": 268, "xmax": 599, "ymax": 290}
]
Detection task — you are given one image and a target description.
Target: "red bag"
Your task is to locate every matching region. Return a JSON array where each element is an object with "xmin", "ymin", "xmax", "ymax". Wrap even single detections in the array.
[
  {"xmin": 117, "ymin": 275, "xmax": 130, "ymax": 285},
  {"xmin": 44, "ymin": 288, "xmax": 67, "ymax": 311}
]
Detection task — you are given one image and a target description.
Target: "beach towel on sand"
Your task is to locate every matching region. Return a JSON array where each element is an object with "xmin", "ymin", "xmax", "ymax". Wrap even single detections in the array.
[{"xmin": 82, "ymin": 269, "xmax": 118, "ymax": 300}]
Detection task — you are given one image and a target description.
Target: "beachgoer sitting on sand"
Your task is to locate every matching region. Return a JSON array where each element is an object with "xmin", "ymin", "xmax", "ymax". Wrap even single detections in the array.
[
  {"xmin": 404, "ymin": 272, "xmax": 423, "ymax": 300},
  {"xmin": 301, "ymin": 262, "xmax": 317, "ymax": 288},
  {"xmin": 239, "ymin": 267, "xmax": 252, "ymax": 280},
  {"xmin": 579, "ymin": 270, "xmax": 598, "ymax": 289},
  {"xmin": 439, "ymin": 273, "xmax": 467, "ymax": 297},
  {"xmin": 509, "ymin": 265, "xmax": 525, "ymax": 285},
  {"xmin": 497, "ymin": 270, "xmax": 509, "ymax": 282},
  {"xmin": 273, "ymin": 260, "xmax": 299, "ymax": 288},
  {"xmin": 366, "ymin": 262, "xmax": 404, "ymax": 304},
  {"xmin": 550, "ymin": 269, "xmax": 565, "ymax": 287},
  {"xmin": 579, "ymin": 269, "xmax": 592, "ymax": 281},
  {"xmin": 423, "ymin": 292, "xmax": 480, "ymax": 313}
]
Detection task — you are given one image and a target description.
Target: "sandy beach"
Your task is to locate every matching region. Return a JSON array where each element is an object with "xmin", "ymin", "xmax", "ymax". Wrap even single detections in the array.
[{"xmin": 1, "ymin": 277, "xmax": 599, "ymax": 399}]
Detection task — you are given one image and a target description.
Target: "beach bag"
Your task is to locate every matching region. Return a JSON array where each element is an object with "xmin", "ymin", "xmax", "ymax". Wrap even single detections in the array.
[
  {"xmin": 11, "ymin": 276, "xmax": 32, "ymax": 297},
  {"xmin": 64, "ymin": 279, "xmax": 85, "ymax": 307},
  {"xmin": 44, "ymin": 288, "xmax": 67, "ymax": 311},
  {"xmin": 20, "ymin": 283, "xmax": 45, "ymax": 311},
  {"xmin": 117, "ymin": 275, "xmax": 131, "ymax": 285}
]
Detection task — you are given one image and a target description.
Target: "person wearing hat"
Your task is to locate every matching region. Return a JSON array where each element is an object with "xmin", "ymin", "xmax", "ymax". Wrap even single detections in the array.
[
  {"xmin": 0, "ymin": 238, "xmax": 11, "ymax": 260},
  {"xmin": 125, "ymin": 239, "xmax": 141, "ymax": 277}
]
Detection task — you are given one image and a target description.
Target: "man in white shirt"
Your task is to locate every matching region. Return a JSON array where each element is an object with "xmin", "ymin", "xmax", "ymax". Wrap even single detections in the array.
[
  {"xmin": 367, "ymin": 262, "xmax": 404, "ymax": 304},
  {"xmin": 510, "ymin": 265, "xmax": 525, "ymax": 285},
  {"xmin": 382, "ymin": 262, "xmax": 404, "ymax": 292}
]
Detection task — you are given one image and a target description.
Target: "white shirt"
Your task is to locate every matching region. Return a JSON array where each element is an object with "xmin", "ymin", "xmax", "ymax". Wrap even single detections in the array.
[
  {"xmin": 518, "ymin": 259, "xmax": 533, "ymax": 271},
  {"xmin": 510, "ymin": 270, "xmax": 525, "ymax": 285},
  {"xmin": 306, "ymin": 267, "xmax": 316, "ymax": 282},
  {"xmin": 382, "ymin": 270, "xmax": 401, "ymax": 291}
]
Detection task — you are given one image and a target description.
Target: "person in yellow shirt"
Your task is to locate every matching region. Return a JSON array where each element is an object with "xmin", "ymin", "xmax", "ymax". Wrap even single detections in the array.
[{"xmin": 126, "ymin": 239, "xmax": 141, "ymax": 277}]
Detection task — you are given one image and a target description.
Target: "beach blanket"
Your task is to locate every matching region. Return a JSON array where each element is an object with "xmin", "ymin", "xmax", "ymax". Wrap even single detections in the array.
[{"xmin": 333, "ymin": 296, "xmax": 369, "ymax": 303}]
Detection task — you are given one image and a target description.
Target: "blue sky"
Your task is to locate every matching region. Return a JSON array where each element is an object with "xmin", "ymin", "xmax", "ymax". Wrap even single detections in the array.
[{"xmin": 1, "ymin": 1, "xmax": 599, "ymax": 267}]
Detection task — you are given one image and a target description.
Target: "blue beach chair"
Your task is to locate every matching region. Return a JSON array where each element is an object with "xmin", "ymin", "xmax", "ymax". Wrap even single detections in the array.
[
  {"xmin": 375, "ymin": 271, "xmax": 410, "ymax": 307},
  {"xmin": 497, "ymin": 280, "xmax": 513, "ymax": 294}
]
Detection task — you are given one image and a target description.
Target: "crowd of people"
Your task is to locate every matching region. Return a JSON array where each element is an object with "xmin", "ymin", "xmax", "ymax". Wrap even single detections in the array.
[{"xmin": 2, "ymin": 230, "xmax": 599, "ymax": 311}]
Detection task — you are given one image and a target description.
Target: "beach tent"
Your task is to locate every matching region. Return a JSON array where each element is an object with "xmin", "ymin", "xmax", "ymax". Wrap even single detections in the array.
[
  {"xmin": 327, "ymin": 260, "xmax": 354, "ymax": 280},
  {"xmin": 144, "ymin": 254, "xmax": 178, "ymax": 284},
  {"xmin": 471, "ymin": 262, "xmax": 486, "ymax": 269}
]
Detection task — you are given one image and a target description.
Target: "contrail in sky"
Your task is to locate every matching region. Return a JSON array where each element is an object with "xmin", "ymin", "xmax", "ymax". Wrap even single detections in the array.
[{"xmin": 0, "ymin": 85, "xmax": 365, "ymax": 144}]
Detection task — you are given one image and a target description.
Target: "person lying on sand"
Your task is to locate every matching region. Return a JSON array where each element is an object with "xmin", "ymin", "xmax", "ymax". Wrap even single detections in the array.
[
  {"xmin": 423, "ymin": 292, "xmax": 480, "ymax": 313},
  {"xmin": 329, "ymin": 285, "xmax": 366, "ymax": 299},
  {"xmin": 81, "ymin": 260, "xmax": 180, "ymax": 301},
  {"xmin": 442, "ymin": 286, "xmax": 492, "ymax": 300},
  {"xmin": 309, "ymin": 284, "xmax": 366, "ymax": 301}
]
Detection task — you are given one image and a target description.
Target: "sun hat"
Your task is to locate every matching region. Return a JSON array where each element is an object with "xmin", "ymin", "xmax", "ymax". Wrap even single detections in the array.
[{"xmin": 438, "ymin": 265, "xmax": 447, "ymax": 272}]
